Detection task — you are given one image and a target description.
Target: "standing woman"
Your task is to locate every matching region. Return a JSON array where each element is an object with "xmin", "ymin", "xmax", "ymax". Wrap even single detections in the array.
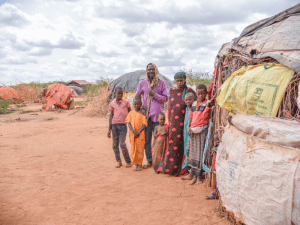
[{"xmin": 165, "ymin": 72, "xmax": 196, "ymax": 176}]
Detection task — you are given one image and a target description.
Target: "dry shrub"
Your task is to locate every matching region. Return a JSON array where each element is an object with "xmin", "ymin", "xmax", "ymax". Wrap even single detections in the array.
[
  {"xmin": 15, "ymin": 84, "xmax": 43, "ymax": 102},
  {"xmin": 83, "ymin": 86, "xmax": 110, "ymax": 117}
]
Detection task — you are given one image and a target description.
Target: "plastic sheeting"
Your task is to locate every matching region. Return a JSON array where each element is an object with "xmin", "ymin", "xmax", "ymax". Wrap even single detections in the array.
[
  {"xmin": 216, "ymin": 64, "xmax": 294, "ymax": 117},
  {"xmin": 231, "ymin": 113, "xmax": 300, "ymax": 149},
  {"xmin": 216, "ymin": 125, "xmax": 300, "ymax": 225},
  {"xmin": 68, "ymin": 86, "xmax": 84, "ymax": 96},
  {"xmin": 0, "ymin": 87, "xmax": 22, "ymax": 101}
]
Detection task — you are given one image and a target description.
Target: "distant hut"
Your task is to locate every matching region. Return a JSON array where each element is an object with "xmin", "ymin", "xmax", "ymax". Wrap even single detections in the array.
[
  {"xmin": 67, "ymin": 80, "xmax": 92, "ymax": 87},
  {"xmin": 109, "ymin": 70, "xmax": 174, "ymax": 100}
]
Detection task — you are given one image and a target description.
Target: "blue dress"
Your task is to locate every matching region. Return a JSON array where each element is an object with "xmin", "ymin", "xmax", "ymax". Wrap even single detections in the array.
[{"xmin": 182, "ymin": 107, "xmax": 190, "ymax": 170}]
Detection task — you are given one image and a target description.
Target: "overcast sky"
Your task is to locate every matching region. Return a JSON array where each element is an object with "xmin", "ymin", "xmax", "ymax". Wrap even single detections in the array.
[{"xmin": 0, "ymin": 0, "xmax": 298, "ymax": 85}]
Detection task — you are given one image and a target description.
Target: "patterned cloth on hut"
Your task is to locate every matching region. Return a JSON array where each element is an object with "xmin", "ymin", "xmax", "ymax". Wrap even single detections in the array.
[
  {"xmin": 152, "ymin": 125, "xmax": 168, "ymax": 173},
  {"xmin": 0, "ymin": 87, "xmax": 22, "ymax": 101},
  {"xmin": 165, "ymin": 87, "xmax": 196, "ymax": 176},
  {"xmin": 125, "ymin": 111, "xmax": 148, "ymax": 165},
  {"xmin": 43, "ymin": 83, "xmax": 73, "ymax": 111}
]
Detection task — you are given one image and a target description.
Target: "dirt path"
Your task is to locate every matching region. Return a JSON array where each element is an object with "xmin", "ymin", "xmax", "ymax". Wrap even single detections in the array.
[{"xmin": 0, "ymin": 104, "xmax": 227, "ymax": 225}]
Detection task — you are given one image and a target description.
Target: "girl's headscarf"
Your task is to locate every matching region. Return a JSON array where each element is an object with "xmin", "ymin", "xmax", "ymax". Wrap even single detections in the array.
[
  {"xmin": 174, "ymin": 71, "xmax": 188, "ymax": 101},
  {"xmin": 146, "ymin": 63, "xmax": 160, "ymax": 119}
]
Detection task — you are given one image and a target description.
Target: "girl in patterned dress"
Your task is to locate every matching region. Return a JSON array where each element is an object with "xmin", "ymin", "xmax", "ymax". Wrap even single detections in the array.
[{"xmin": 165, "ymin": 72, "xmax": 196, "ymax": 176}]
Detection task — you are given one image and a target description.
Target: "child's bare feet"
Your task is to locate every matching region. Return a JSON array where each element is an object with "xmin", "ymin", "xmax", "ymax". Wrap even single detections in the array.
[
  {"xmin": 181, "ymin": 172, "xmax": 193, "ymax": 180},
  {"xmin": 195, "ymin": 176, "xmax": 202, "ymax": 185},
  {"xmin": 133, "ymin": 165, "xmax": 138, "ymax": 171},
  {"xmin": 126, "ymin": 162, "xmax": 132, "ymax": 168},
  {"xmin": 115, "ymin": 161, "xmax": 122, "ymax": 168},
  {"xmin": 189, "ymin": 175, "xmax": 197, "ymax": 185},
  {"xmin": 136, "ymin": 165, "xmax": 143, "ymax": 171}
]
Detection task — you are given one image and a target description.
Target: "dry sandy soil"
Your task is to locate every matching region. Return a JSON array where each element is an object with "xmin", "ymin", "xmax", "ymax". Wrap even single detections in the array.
[{"xmin": 0, "ymin": 102, "xmax": 228, "ymax": 225}]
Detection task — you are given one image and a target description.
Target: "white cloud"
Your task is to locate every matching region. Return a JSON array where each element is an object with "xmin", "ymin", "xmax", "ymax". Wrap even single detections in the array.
[
  {"xmin": 0, "ymin": 0, "xmax": 298, "ymax": 85},
  {"xmin": 6, "ymin": 55, "xmax": 37, "ymax": 64},
  {"xmin": 0, "ymin": 4, "xmax": 30, "ymax": 27}
]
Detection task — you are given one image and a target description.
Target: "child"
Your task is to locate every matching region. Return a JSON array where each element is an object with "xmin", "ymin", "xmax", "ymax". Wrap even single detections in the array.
[
  {"xmin": 187, "ymin": 84, "xmax": 214, "ymax": 185},
  {"xmin": 108, "ymin": 87, "xmax": 132, "ymax": 168},
  {"xmin": 152, "ymin": 112, "xmax": 168, "ymax": 173},
  {"xmin": 125, "ymin": 97, "xmax": 148, "ymax": 171},
  {"xmin": 181, "ymin": 92, "xmax": 195, "ymax": 180}
]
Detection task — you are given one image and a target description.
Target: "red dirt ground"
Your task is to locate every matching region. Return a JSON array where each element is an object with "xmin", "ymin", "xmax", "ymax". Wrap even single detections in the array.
[{"xmin": 0, "ymin": 103, "xmax": 228, "ymax": 225}]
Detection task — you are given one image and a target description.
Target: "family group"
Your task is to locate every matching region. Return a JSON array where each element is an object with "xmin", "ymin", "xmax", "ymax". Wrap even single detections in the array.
[{"xmin": 107, "ymin": 63, "xmax": 214, "ymax": 185}]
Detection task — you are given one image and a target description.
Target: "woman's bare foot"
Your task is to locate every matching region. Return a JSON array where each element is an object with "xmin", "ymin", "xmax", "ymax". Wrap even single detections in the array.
[
  {"xmin": 115, "ymin": 161, "xmax": 122, "ymax": 168},
  {"xmin": 181, "ymin": 172, "xmax": 193, "ymax": 180},
  {"xmin": 126, "ymin": 162, "xmax": 132, "ymax": 168},
  {"xmin": 133, "ymin": 165, "xmax": 138, "ymax": 171},
  {"xmin": 136, "ymin": 165, "xmax": 143, "ymax": 171},
  {"xmin": 189, "ymin": 175, "xmax": 197, "ymax": 185},
  {"xmin": 195, "ymin": 176, "xmax": 202, "ymax": 185}
]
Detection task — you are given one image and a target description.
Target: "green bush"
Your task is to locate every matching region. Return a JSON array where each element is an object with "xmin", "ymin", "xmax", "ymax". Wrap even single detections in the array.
[
  {"xmin": 81, "ymin": 83, "xmax": 109, "ymax": 94},
  {"xmin": 0, "ymin": 100, "xmax": 14, "ymax": 114}
]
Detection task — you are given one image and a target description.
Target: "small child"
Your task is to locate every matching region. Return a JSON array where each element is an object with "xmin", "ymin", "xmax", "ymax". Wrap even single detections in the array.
[
  {"xmin": 187, "ymin": 84, "xmax": 214, "ymax": 185},
  {"xmin": 152, "ymin": 112, "xmax": 168, "ymax": 173},
  {"xmin": 108, "ymin": 87, "xmax": 132, "ymax": 168},
  {"xmin": 125, "ymin": 97, "xmax": 148, "ymax": 171},
  {"xmin": 181, "ymin": 92, "xmax": 195, "ymax": 180}
]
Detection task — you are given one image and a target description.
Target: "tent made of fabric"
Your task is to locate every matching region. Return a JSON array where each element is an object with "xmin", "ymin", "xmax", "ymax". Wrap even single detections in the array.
[
  {"xmin": 43, "ymin": 83, "xmax": 73, "ymax": 111},
  {"xmin": 215, "ymin": 3, "xmax": 300, "ymax": 74},
  {"xmin": 0, "ymin": 87, "xmax": 22, "ymax": 101},
  {"xmin": 109, "ymin": 70, "xmax": 174, "ymax": 99}
]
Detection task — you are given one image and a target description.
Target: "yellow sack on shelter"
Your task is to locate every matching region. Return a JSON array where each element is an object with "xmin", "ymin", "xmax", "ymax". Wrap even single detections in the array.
[
  {"xmin": 123, "ymin": 92, "xmax": 135, "ymax": 99},
  {"xmin": 217, "ymin": 64, "xmax": 294, "ymax": 117}
]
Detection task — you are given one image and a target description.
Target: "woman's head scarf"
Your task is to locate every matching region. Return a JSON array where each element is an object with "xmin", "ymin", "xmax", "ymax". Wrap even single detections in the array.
[
  {"xmin": 174, "ymin": 71, "xmax": 188, "ymax": 101},
  {"xmin": 146, "ymin": 63, "xmax": 160, "ymax": 119}
]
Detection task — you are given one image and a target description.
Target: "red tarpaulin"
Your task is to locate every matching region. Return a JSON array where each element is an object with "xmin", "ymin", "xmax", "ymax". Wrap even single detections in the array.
[
  {"xmin": 0, "ymin": 87, "xmax": 22, "ymax": 101},
  {"xmin": 43, "ymin": 84, "xmax": 73, "ymax": 111}
]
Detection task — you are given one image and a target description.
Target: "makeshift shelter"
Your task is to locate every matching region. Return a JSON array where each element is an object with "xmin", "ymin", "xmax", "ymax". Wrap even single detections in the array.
[
  {"xmin": 42, "ymin": 83, "xmax": 74, "ymax": 111},
  {"xmin": 67, "ymin": 80, "xmax": 92, "ymax": 87},
  {"xmin": 0, "ymin": 87, "xmax": 22, "ymax": 103},
  {"xmin": 109, "ymin": 70, "xmax": 174, "ymax": 100},
  {"xmin": 205, "ymin": 4, "xmax": 300, "ymax": 225},
  {"xmin": 67, "ymin": 86, "xmax": 84, "ymax": 96}
]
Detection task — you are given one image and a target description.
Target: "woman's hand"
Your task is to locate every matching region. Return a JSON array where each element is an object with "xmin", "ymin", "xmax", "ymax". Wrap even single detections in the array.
[
  {"xmin": 107, "ymin": 129, "xmax": 112, "ymax": 138},
  {"xmin": 148, "ymin": 89, "xmax": 155, "ymax": 96}
]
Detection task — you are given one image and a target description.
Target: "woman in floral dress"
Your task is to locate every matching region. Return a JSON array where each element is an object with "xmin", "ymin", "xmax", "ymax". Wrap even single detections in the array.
[{"xmin": 165, "ymin": 72, "xmax": 196, "ymax": 176}]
